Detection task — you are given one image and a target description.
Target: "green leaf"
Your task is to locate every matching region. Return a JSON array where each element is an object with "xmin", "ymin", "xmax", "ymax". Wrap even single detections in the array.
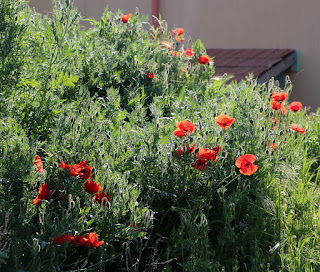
[
  {"xmin": 87, "ymin": 219, "xmax": 94, "ymax": 226},
  {"xmin": 64, "ymin": 74, "xmax": 79, "ymax": 87},
  {"xmin": 179, "ymin": 86, "xmax": 186, "ymax": 102},
  {"xmin": 23, "ymin": 80, "xmax": 40, "ymax": 87}
]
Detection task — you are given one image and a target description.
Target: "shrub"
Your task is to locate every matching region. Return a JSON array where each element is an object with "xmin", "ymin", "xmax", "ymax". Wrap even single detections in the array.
[{"xmin": 1, "ymin": 1, "xmax": 320, "ymax": 271}]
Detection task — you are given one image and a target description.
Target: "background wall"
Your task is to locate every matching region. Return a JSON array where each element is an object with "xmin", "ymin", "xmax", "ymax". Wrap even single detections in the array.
[
  {"xmin": 28, "ymin": 0, "xmax": 320, "ymax": 111},
  {"xmin": 28, "ymin": 0, "xmax": 152, "ymax": 21}
]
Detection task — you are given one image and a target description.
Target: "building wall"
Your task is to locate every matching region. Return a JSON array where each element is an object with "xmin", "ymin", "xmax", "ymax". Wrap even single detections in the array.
[
  {"xmin": 28, "ymin": 0, "xmax": 152, "ymax": 21},
  {"xmin": 28, "ymin": 0, "xmax": 320, "ymax": 111}
]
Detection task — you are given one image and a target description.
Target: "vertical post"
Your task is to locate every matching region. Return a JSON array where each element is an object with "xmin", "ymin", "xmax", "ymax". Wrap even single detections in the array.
[{"xmin": 152, "ymin": 0, "xmax": 159, "ymax": 28}]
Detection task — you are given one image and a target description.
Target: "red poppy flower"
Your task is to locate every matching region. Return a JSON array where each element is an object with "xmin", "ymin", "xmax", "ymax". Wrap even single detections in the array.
[
  {"xmin": 34, "ymin": 155, "xmax": 43, "ymax": 173},
  {"xmin": 59, "ymin": 161, "xmax": 70, "ymax": 171},
  {"xmin": 270, "ymin": 99, "xmax": 281, "ymax": 110},
  {"xmin": 54, "ymin": 233, "xmax": 74, "ymax": 245},
  {"xmin": 146, "ymin": 72, "xmax": 155, "ymax": 79},
  {"xmin": 235, "ymin": 154, "xmax": 259, "ymax": 176},
  {"xmin": 173, "ymin": 129, "xmax": 188, "ymax": 137},
  {"xmin": 32, "ymin": 196, "xmax": 43, "ymax": 205},
  {"xmin": 85, "ymin": 232, "xmax": 105, "ymax": 247},
  {"xmin": 70, "ymin": 163, "xmax": 83, "ymax": 176},
  {"xmin": 70, "ymin": 161, "xmax": 92, "ymax": 180},
  {"xmin": 84, "ymin": 180, "xmax": 102, "ymax": 194},
  {"xmin": 33, "ymin": 183, "xmax": 52, "ymax": 205},
  {"xmin": 271, "ymin": 92, "xmax": 288, "ymax": 102},
  {"xmin": 172, "ymin": 28, "xmax": 184, "ymax": 36},
  {"xmin": 173, "ymin": 120, "xmax": 195, "ymax": 138},
  {"xmin": 270, "ymin": 100, "xmax": 286, "ymax": 115},
  {"xmin": 281, "ymin": 103, "xmax": 287, "ymax": 115},
  {"xmin": 288, "ymin": 101, "xmax": 302, "ymax": 112},
  {"xmin": 191, "ymin": 146, "xmax": 220, "ymax": 171},
  {"xmin": 176, "ymin": 120, "xmax": 195, "ymax": 133},
  {"xmin": 74, "ymin": 235, "xmax": 91, "ymax": 247},
  {"xmin": 177, "ymin": 143, "xmax": 195, "ymax": 157},
  {"xmin": 74, "ymin": 233, "xmax": 104, "ymax": 247},
  {"xmin": 197, "ymin": 146, "xmax": 221, "ymax": 162},
  {"xmin": 197, "ymin": 55, "xmax": 210, "ymax": 65},
  {"xmin": 38, "ymin": 183, "xmax": 51, "ymax": 198},
  {"xmin": 191, "ymin": 159, "xmax": 207, "ymax": 171},
  {"xmin": 290, "ymin": 124, "xmax": 305, "ymax": 134},
  {"xmin": 215, "ymin": 114, "xmax": 235, "ymax": 129},
  {"xmin": 160, "ymin": 41, "xmax": 173, "ymax": 50},
  {"xmin": 184, "ymin": 48, "xmax": 195, "ymax": 57},
  {"xmin": 171, "ymin": 51, "xmax": 180, "ymax": 57},
  {"xmin": 174, "ymin": 35, "xmax": 183, "ymax": 42},
  {"xmin": 121, "ymin": 13, "xmax": 132, "ymax": 23},
  {"xmin": 94, "ymin": 192, "xmax": 110, "ymax": 206},
  {"xmin": 33, "ymin": 196, "xmax": 42, "ymax": 205}
]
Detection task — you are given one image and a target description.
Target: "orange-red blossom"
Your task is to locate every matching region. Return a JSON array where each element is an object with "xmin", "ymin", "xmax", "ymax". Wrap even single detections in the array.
[
  {"xmin": 171, "ymin": 51, "xmax": 180, "ymax": 57},
  {"xmin": 270, "ymin": 100, "xmax": 287, "ymax": 115},
  {"xmin": 122, "ymin": 13, "xmax": 132, "ymax": 23},
  {"xmin": 191, "ymin": 146, "xmax": 221, "ymax": 171},
  {"xmin": 34, "ymin": 155, "xmax": 43, "ymax": 173},
  {"xmin": 288, "ymin": 101, "xmax": 302, "ymax": 112},
  {"xmin": 177, "ymin": 143, "xmax": 195, "ymax": 157},
  {"xmin": 54, "ymin": 233, "xmax": 74, "ymax": 245},
  {"xmin": 84, "ymin": 180, "xmax": 102, "ymax": 194},
  {"xmin": 59, "ymin": 161, "xmax": 70, "ymax": 170},
  {"xmin": 197, "ymin": 55, "xmax": 210, "ymax": 65},
  {"xmin": 173, "ymin": 120, "xmax": 195, "ymax": 137},
  {"xmin": 270, "ymin": 91, "xmax": 288, "ymax": 115},
  {"xmin": 271, "ymin": 92, "xmax": 288, "ymax": 102},
  {"xmin": 59, "ymin": 160, "xmax": 92, "ymax": 179},
  {"xmin": 74, "ymin": 232, "xmax": 104, "ymax": 248},
  {"xmin": 174, "ymin": 35, "xmax": 183, "ymax": 42},
  {"xmin": 184, "ymin": 48, "xmax": 195, "ymax": 57},
  {"xmin": 172, "ymin": 28, "xmax": 184, "ymax": 36},
  {"xmin": 146, "ymin": 72, "xmax": 155, "ymax": 79},
  {"xmin": 235, "ymin": 154, "xmax": 259, "ymax": 176},
  {"xmin": 54, "ymin": 232, "xmax": 104, "ymax": 247},
  {"xmin": 33, "ymin": 183, "xmax": 52, "ymax": 205},
  {"xmin": 215, "ymin": 114, "xmax": 235, "ymax": 129},
  {"xmin": 290, "ymin": 124, "xmax": 305, "ymax": 134},
  {"xmin": 172, "ymin": 28, "xmax": 184, "ymax": 43},
  {"xmin": 94, "ymin": 192, "xmax": 110, "ymax": 206}
]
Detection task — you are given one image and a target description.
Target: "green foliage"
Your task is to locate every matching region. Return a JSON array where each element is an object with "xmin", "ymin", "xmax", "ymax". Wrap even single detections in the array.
[
  {"xmin": 1, "ymin": 0, "xmax": 320, "ymax": 271},
  {"xmin": 0, "ymin": 0, "xmax": 26, "ymax": 90}
]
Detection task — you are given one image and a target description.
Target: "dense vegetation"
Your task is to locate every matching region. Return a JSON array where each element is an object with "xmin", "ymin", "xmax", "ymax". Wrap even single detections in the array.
[{"xmin": 1, "ymin": 0, "xmax": 320, "ymax": 271}]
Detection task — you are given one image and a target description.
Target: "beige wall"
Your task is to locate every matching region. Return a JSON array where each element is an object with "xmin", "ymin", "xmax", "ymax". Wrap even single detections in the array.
[
  {"xmin": 28, "ymin": 0, "xmax": 53, "ymax": 14},
  {"xmin": 28, "ymin": 0, "xmax": 151, "ymax": 20},
  {"xmin": 28, "ymin": 0, "xmax": 320, "ymax": 111}
]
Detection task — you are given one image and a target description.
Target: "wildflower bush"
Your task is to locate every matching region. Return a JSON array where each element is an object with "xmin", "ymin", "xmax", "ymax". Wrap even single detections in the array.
[{"xmin": 1, "ymin": 0, "xmax": 320, "ymax": 271}]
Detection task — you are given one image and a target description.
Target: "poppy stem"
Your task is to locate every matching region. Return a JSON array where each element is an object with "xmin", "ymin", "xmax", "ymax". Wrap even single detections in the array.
[{"xmin": 215, "ymin": 174, "xmax": 240, "ymax": 190}]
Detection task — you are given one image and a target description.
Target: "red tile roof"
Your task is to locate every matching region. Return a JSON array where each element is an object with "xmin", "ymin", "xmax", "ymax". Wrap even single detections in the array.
[{"xmin": 206, "ymin": 49, "xmax": 296, "ymax": 82}]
